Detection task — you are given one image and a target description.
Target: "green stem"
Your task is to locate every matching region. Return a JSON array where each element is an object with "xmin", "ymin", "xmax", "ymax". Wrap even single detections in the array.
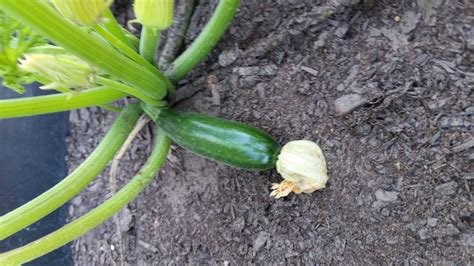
[
  {"xmin": 55, "ymin": 89, "xmax": 121, "ymax": 113},
  {"xmin": 92, "ymin": 24, "xmax": 174, "ymax": 94},
  {"xmin": 0, "ymin": 86, "xmax": 125, "ymax": 119},
  {"xmin": 92, "ymin": 24, "xmax": 145, "ymax": 64},
  {"xmin": 0, "ymin": 1, "xmax": 167, "ymax": 99},
  {"xmin": 139, "ymin": 27, "xmax": 160, "ymax": 65},
  {"xmin": 0, "ymin": 130, "xmax": 171, "ymax": 265},
  {"xmin": 0, "ymin": 104, "xmax": 142, "ymax": 241},
  {"xmin": 19, "ymin": 74, "xmax": 121, "ymax": 113},
  {"xmin": 95, "ymin": 76, "xmax": 166, "ymax": 107},
  {"xmin": 165, "ymin": 0, "xmax": 240, "ymax": 82},
  {"xmin": 102, "ymin": 9, "xmax": 134, "ymax": 49},
  {"xmin": 43, "ymin": 81, "xmax": 121, "ymax": 112}
]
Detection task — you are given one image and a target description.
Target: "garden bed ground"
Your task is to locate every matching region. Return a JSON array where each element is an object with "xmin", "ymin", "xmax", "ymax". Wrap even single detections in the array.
[{"xmin": 67, "ymin": 0, "xmax": 473, "ymax": 264}]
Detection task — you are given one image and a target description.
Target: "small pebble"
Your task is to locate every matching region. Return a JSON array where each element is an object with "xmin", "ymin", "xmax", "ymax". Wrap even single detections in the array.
[
  {"xmin": 253, "ymin": 231, "xmax": 270, "ymax": 251},
  {"xmin": 234, "ymin": 65, "xmax": 278, "ymax": 76},
  {"xmin": 427, "ymin": 217, "xmax": 438, "ymax": 227},
  {"xmin": 458, "ymin": 233, "xmax": 474, "ymax": 247},
  {"xmin": 466, "ymin": 38, "xmax": 474, "ymax": 51},
  {"xmin": 334, "ymin": 94, "xmax": 368, "ymax": 115},
  {"xmin": 375, "ymin": 189, "xmax": 399, "ymax": 203},
  {"xmin": 386, "ymin": 237, "xmax": 399, "ymax": 244},
  {"xmin": 218, "ymin": 49, "xmax": 239, "ymax": 67},
  {"xmin": 418, "ymin": 228, "xmax": 430, "ymax": 240},
  {"xmin": 434, "ymin": 181, "xmax": 458, "ymax": 197},
  {"xmin": 381, "ymin": 208, "xmax": 391, "ymax": 216},
  {"xmin": 119, "ymin": 207, "xmax": 134, "ymax": 232},
  {"xmin": 433, "ymin": 224, "xmax": 460, "ymax": 238},
  {"xmin": 256, "ymin": 83, "xmax": 266, "ymax": 98}
]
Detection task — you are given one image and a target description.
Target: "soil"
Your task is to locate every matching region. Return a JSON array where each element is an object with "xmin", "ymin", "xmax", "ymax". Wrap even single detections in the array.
[{"xmin": 67, "ymin": 0, "xmax": 473, "ymax": 264}]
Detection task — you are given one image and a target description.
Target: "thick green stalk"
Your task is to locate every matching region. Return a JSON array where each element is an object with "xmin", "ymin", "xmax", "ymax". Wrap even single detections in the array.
[
  {"xmin": 48, "ymin": 86, "xmax": 122, "ymax": 112},
  {"xmin": 102, "ymin": 9, "xmax": 134, "ymax": 49},
  {"xmin": 93, "ymin": 24, "xmax": 144, "ymax": 63},
  {"xmin": 93, "ymin": 24, "xmax": 174, "ymax": 94},
  {"xmin": 165, "ymin": 0, "xmax": 240, "ymax": 82},
  {"xmin": 139, "ymin": 27, "xmax": 160, "ymax": 65},
  {"xmin": 0, "ymin": 1, "xmax": 167, "ymax": 99},
  {"xmin": 0, "ymin": 131, "xmax": 171, "ymax": 265},
  {"xmin": 0, "ymin": 104, "xmax": 142, "ymax": 241},
  {"xmin": 95, "ymin": 76, "xmax": 165, "ymax": 106},
  {"xmin": 0, "ymin": 87, "xmax": 125, "ymax": 119},
  {"xmin": 138, "ymin": 26, "xmax": 168, "ymax": 117},
  {"xmin": 10, "ymin": 75, "xmax": 122, "ymax": 114}
]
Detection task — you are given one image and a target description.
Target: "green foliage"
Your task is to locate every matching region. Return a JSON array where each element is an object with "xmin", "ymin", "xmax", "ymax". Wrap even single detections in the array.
[{"xmin": 0, "ymin": 11, "xmax": 45, "ymax": 93}]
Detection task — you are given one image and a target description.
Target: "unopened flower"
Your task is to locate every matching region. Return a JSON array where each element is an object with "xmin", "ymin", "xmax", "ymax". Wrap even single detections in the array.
[
  {"xmin": 271, "ymin": 140, "xmax": 328, "ymax": 198},
  {"xmin": 51, "ymin": 0, "xmax": 113, "ymax": 26},
  {"xmin": 19, "ymin": 54, "xmax": 95, "ymax": 90},
  {"xmin": 134, "ymin": 0, "xmax": 174, "ymax": 30}
]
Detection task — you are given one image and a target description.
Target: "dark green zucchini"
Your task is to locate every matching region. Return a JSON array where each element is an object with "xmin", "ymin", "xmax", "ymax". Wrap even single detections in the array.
[{"xmin": 156, "ymin": 108, "xmax": 280, "ymax": 170}]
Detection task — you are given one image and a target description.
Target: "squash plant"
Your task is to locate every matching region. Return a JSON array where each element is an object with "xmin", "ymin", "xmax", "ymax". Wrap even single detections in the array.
[{"xmin": 0, "ymin": 0, "xmax": 328, "ymax": 264}]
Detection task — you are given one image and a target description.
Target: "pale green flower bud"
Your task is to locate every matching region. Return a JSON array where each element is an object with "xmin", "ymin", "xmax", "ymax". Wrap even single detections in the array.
[
  {"xmin": 51, "ymin": 0, "xmax": 113, "ymax": 26},
  {"xmin": 133, "ymin": 0, "xmax": 174, "ymax": 30},
  {"xmin": 271, "ymin": 140, "xmax": 329, "ymax": 198},
  {"xmin": 19, "ymin": 54, "xmax": 95, "ymax": 90}
]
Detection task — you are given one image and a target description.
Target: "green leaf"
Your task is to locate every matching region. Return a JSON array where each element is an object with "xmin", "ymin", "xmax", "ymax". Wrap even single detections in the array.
[{"xmin": 0, "ymin": 11, "xmax": 46, "ymax": 93}]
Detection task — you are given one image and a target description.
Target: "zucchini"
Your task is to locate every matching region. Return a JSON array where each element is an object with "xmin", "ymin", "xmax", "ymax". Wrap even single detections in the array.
[{"xmin": 156, "ymin": 108, "xmax": 280, "ymax": 170}]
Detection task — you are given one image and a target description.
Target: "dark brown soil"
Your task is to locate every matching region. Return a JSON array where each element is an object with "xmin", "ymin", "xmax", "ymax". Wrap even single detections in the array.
[{"xmin": 68, "ymin": 0, "xmax": 473, "ymax": 264}]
